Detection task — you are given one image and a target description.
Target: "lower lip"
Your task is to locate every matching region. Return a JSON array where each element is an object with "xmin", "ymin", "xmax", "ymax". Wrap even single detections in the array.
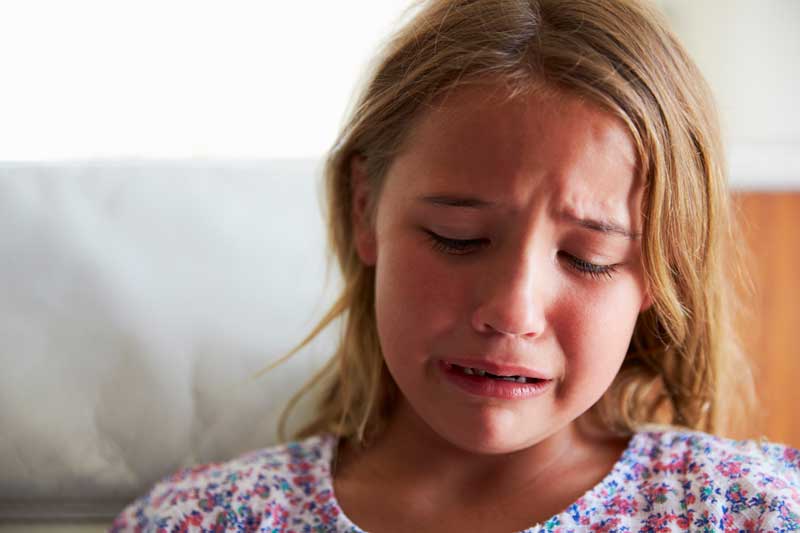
[{"xmin": 439, "ymin": 361, "xmax": 554, "ymax": 400}]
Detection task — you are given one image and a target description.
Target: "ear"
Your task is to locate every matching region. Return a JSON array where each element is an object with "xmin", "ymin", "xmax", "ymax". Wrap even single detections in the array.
[{"xmin": 350, "ymin": 154, "xmax": 378, "ymax": 266}]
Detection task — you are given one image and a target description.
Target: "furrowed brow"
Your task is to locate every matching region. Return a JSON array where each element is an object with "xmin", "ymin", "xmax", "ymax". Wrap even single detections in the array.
[
  {"xmin": 417, "ymin": 196, "xmax": 640, "ymax": 239},
  {"xmin": 416, "ymin": 195, "xmax": 498, "ymax": 209},
  {"xmin": 560, "ymin": 212, "xmax": 640, "ymax": 240}
]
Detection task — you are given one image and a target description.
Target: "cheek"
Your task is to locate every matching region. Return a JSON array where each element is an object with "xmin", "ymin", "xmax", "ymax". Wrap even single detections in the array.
[
  {"xmin": 374, "ymin": 242, "xmax": 466, "ymax": 354},
  {"xmin": 551, "ymin": 280, "xmax": 643, "ymax": 384}
]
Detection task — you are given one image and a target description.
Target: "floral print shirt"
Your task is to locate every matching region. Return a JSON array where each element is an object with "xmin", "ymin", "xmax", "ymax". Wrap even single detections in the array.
[{"xmin": 111, "ymin": 428, "xmax": 800, "ymax": 532}]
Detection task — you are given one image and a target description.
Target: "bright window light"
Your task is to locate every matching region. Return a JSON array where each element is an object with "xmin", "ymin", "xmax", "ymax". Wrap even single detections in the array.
[{"xmin": 0, "ymin": 1, "xmax": 415, "ymax": 161}]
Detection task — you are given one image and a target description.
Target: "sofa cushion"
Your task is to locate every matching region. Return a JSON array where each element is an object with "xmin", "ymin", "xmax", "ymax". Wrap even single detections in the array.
[{"xmin": 0, "ymin": 159, "xmax": 339, "ymax": 518}]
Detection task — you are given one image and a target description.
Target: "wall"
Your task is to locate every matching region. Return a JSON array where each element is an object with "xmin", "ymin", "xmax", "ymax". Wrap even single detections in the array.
[{"xmin": 660, "ymin": 0, "xmax": 800, "ymax": 189}]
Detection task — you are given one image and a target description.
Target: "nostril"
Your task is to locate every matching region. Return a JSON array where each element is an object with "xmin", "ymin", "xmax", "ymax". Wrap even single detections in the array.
[
  {"xmin": 471, "ymin": 301, "xmax": 546, "ymax": 338},
  {"xmin": 486, "ymin": 323, "xmax": 512, "ymax": 336},
  {"xmin": 481, "ymin": 320, "xmax": 543, "ymax": 338},
  {"xmin": 485, "ymin": 323, "xmax": 522, "ymax": 337}
]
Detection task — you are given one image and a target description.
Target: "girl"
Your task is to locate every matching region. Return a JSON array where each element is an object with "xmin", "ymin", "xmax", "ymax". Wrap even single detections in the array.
[{"xmin": 112, "ymin": 0, "xmax": 800, "ymax": 531}]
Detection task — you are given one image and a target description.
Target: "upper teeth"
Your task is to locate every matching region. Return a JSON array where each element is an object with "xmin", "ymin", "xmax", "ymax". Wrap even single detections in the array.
[{"xmin": 458, "ymin": 365, "xmax": 531, "ymax": 383}]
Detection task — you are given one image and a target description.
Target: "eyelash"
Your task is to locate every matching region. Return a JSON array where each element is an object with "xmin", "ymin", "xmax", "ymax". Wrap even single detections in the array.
[
  {"xmin": 425, "ymin": 231, "xmax": 488, "ymax": 255},
  {"xmin": 424, "ymin": 230, "xmax": 619, "ymax": 280}
]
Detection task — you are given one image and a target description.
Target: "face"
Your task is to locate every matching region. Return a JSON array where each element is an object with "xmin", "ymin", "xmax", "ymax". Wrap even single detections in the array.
[{"xmin": 351, "ymin": 85, "xmax": 651, "ymax": 455}]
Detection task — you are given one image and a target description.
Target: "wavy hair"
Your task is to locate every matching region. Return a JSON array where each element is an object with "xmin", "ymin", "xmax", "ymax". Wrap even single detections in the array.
[{"xmin": 273, "ymin": 0, "xmax": 755, "ymax": 445}]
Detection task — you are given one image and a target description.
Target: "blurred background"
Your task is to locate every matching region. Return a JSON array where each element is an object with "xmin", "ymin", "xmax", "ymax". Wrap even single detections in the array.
[{"xmin": 0, "ymin": 1, "xmax": 798, "ymax": 531}]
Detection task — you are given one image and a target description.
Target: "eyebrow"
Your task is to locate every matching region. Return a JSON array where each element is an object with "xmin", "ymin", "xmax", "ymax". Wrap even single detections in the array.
[
  {"xmin": 559, "ymin": 211, "xmax": 640, "ymax": 240},
  {"xmin": 416, "ymin": 195, "xmax": 499, "ymax": 209},
  {"xmin": 417, "ymin": 194, "xmax": 639, "ymax": 240}
]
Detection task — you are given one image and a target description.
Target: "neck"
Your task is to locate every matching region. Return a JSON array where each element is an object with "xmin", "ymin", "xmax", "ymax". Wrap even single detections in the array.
[{"xmin": 335, "ymin": 398, "xmax": 628, "ymax": 507}]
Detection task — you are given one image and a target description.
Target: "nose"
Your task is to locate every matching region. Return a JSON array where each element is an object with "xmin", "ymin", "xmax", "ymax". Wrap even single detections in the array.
[{"xmin": 470, "ymin": 249, "xmax": 547, "ymax": 339}]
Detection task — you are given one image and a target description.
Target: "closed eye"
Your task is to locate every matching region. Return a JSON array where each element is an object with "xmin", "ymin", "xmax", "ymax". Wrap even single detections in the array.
[
  {"xmin": 424, "ymin": 230, "xmax": 487, "ymax": 255},
  {"xmin": 558, "ymin": 251, "xmax": 618, "ymax": 280},
  {"xmin": 425, "ymin": 230, "xmax": 619, "ymax": 281}
]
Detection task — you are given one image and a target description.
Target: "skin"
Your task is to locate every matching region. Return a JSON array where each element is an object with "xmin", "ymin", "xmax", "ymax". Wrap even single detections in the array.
[{"xmin": 337, "ymin": 84, "xmax": 652, "ymax": 532}]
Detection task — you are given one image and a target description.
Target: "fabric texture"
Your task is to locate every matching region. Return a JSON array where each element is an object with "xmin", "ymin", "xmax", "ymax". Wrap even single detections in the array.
[
  {"xmin": 0, "ymin": 163, "xmax": 337, "ymax": 515},
  {"xmin": 111, "ymin": 428, "xmax": 800, "ymax": 532}
]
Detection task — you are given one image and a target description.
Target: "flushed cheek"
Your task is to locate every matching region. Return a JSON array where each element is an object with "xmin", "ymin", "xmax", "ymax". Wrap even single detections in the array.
[
  {"xmin": 375, "ymin": 243, "xmax": 467, "ymax": 359},
  {"xmin": 552, "ymin": 288, "xmax": 641, "ymax": 402}
]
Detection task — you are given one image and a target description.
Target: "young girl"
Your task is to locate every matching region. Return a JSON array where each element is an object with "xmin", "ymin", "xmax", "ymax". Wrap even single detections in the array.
[{"xmin": 112, "ymin": 0, "xmax": 800, "ymax": 531}]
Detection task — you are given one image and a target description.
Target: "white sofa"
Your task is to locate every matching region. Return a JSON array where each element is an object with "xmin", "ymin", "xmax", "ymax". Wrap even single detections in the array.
[{"xmin": 0, "ymin": 160, "xmax": 341, "ymax": 529}]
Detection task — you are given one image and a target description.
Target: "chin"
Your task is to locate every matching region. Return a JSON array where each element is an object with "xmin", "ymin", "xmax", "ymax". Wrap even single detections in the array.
[{"xmin": 429, "ymin": 408, "xmax": 544, "ymax": 455}]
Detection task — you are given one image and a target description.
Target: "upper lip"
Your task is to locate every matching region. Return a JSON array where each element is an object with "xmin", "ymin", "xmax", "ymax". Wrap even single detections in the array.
[{"xmin": 441, "ymin": 358, "xmax": 553, "ymax": 380}]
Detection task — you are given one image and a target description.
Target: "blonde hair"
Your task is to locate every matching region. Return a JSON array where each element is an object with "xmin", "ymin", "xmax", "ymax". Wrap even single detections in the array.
[{"xmin": 276, "ymin": 0, "xmax": 755, "ymax": 445}]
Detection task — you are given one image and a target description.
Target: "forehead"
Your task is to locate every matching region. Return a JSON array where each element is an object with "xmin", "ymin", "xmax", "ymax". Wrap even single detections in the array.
[{"xmin": 387, "ymin": 84, "xmax": 641, "ymax": 228}]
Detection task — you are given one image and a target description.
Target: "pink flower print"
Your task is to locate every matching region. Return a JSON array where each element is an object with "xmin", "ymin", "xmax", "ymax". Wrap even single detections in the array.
[
  {"xmin": 590, "ymin": 518, "xmax": 621, "ymax": 532},
  {"xmin": 605, "ymin": 494, "xmax": 639, "ymax": 516},
  {"xmin": 643, "ymin": 483, "xmax": 672, "ymax": 506},
  {"xmin": 319, "ymin": 502, "xmax": 340, "ymax": 525},
  {"xmin": 675, "ymin": 509, "xmax": 694, "ymax": 530},
  {"xmin": 175, "ymin": 511, "xmax": 204, "ymax": 533},
  {"xmin": 253, "ymin": 482, "xmax": 270, "ymax": 498},
  {"xmin": 784, "ymin": 447, "xmax": 800, "ymax": 464},
  {"xmin": 293, "ymin": 474, "xmax": 316, "ymax": 495},
  {"xmin": 263, "ymin": 502, "xmax": 290, "ymax": 527},
  {"xmin": 721, "ymin": 512, "xmax": 738, "ymax": 533},
  {"xmin": 642, "ymin": 512, "xmax": 677, "ymax": 532},
  {"xmin": 288, "ymin": 461, "xmax": 314, "ymax": 474},
  {"xmin": 724, "ymin": 483, "xmax": 749, "ymax": 513},
  {"xmin": 653, "ymin": 454, "xmax": 688, "ymax": 475},
  {"xmin": 315, "ymin": 489, "xmax": 332, "ymax": 504},
  {"xmin": 198, "ymin": 497, "xmax": 214, "ymax": 513},
  {"xmin": 716, "ymin": 460, "xmax": 744, "ymax": 479},
  {"xmin": 630, "ymin": 462, "xmax": 648, "ymax": 479}
]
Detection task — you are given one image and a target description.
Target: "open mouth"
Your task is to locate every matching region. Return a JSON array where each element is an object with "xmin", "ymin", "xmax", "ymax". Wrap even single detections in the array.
[
  {"xmin": 447, "ymin": 363, "xmax": 546, "ymax": 384},
  {"xmin": 441, "ymin": 361, "xmax": 553, "ymax": 399}
]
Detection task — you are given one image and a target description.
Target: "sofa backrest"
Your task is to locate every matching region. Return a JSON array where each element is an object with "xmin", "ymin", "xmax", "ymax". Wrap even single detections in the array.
[{"xmin": 0, "ymin": 159, "xmax": 340, "ymax": 519}]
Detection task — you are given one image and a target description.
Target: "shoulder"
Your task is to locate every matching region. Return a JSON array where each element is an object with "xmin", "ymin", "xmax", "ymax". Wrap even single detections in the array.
[
  {"xmin": 600, "ymin": 426, "xmax": 800, "ymax": 530},
  {"xmin": 110, "ymin": 433, "xmax": 341, "ymax": 532},
  {"xmin": 631, "ymin": 426, "xmax": 800, "ymax": 484}
]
